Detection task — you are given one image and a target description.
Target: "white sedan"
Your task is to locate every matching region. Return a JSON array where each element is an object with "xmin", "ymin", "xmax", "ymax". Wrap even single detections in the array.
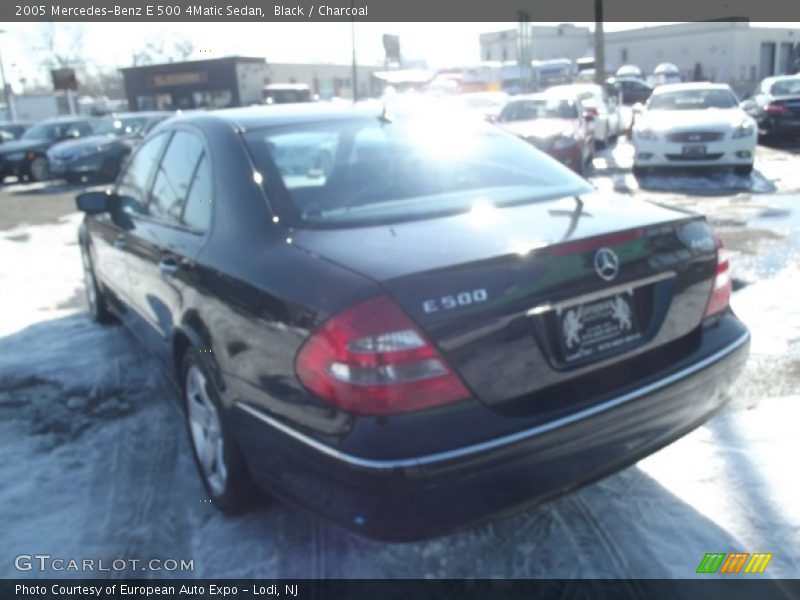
[
  {"xmin": 548, "ymin": 83, "xmax": 624, "ymax": 147},
  {"xmin": 631, "ymin": 83, "xmax": 757, "ymax": 176}
]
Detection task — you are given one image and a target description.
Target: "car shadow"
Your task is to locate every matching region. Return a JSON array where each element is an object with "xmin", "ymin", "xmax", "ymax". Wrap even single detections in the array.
[
  {"xmin": 3, "ymin": 180, "xmax": 100, "ymax": 196},
  {"xmin": 757, "ymin": 138, "xmax": 800, "ymax": 154},
  {"xmin": 633, "ymin": 167, "xmax": 777, "ymax": 196}
]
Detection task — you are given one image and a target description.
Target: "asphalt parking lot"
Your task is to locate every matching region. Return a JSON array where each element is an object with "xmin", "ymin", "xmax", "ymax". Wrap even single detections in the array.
[{"xmin": 1, "ymin": 138, "xmax": 799, "ymax": 578}]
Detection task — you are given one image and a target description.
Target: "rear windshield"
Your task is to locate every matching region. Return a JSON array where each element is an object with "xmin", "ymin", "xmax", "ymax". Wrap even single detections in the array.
[
  {"xmin": 499, "ymin": 98, "xmax": 578, "ymax": 121},
  {"xmin": 243, "ymin": 114, "xmax": 591, "ymax": 227},
  {"xmin": 648, "ymin": 89, "xmax": 738, "ymax": 110},
  {"xmin": 771, "ymin": 78, "xmax": 800, "ymax": 96}
]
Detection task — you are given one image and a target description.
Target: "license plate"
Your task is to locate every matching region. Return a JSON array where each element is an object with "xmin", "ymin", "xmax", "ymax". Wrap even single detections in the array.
[
  {"xmin": 555, "ymin": 292, "xmax": 642, "ymax": 363},
  {"xmin": 682, "ymin": 144, "xmax": 707, "ymax": 156}
]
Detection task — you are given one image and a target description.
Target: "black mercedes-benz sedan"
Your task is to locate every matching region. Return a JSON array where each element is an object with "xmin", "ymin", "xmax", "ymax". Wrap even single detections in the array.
[{"xmin": 75, "ymin": 102, "xmax": 749, "ymax": 540}]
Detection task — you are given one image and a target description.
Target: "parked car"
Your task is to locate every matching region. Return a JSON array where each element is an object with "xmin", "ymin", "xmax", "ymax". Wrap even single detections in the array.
[
  {"xmin": 0, "ymin": 116, "xmax": 96, "ymax": 182},
  {"xmin": 606, "ymin": 76, "xmax": 653, "ymax": 106},
  {"xmin": 740, "ymin": 75, "xmax": 800, "ymax": 139},
  {"xmin": 652, "ymin": 63, "xmax": 683, "ymax": 87},
  {"xmin": 615, "ymin": 65, "xmax": 644, "ymax": 79},
  {"xmin": 47, "ymin": 112, "xmax": 171, "ymax": 183},
  {"xmin": 548, "ymin": 83, "xmax": 624, "ymax": 147},
  {"xmin": 0, "ymin": 121, "xmax": 32, "ymax": 143},
  {"xmin": 454, "ymin": 91, "xmax": 509, "ymax": 121},
  {"xmin": 76, "ymin": 103, "xmax": 749, "ymax": 540},
  {"xmin": 263, "ymin": 83, "xmax": 313, "ymax": 104},
  {"xmin": 495, "ymin": 91, "xmax": 594, "ymax": 174},
  {"xmin": 632, "ymin": 83, "xmax": 757, "ymax": 176}
]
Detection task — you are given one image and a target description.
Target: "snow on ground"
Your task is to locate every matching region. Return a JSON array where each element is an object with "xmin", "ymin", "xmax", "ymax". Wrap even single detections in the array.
[
  {"xmin": 590, "ymin": 138, "xmax": 800, "ymax": 198},
  {"xmin": 1, "ymin": 199, "xmax": 799, "ymax": 579}
]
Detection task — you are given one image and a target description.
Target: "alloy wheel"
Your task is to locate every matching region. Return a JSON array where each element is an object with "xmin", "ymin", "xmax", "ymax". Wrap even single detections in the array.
[{"xmin": 186, "ymin": 365, "xmax": 227, "ymax": 496}]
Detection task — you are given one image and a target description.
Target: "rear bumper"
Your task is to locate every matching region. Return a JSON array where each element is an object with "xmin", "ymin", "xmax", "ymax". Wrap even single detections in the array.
[
  {"xmin": 232, "ymin": 316, "xmax": 749, "ymax": 540},
  {"xmin": 548, "ymin": 143, "xmax": 584, "ymax": 171},
  {"xmin": 48, "ymin": 155, "xmax": 104, "ymax": 177},
  {"xmin": 633, "ymin": 137, "xmax": 756, "ymax": 167},
  {"xmin": 758, "ymin": 116, "xmax": 800, "ymax": 136}
]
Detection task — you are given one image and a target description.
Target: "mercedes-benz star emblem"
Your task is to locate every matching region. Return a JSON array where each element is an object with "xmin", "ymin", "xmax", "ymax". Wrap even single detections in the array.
[{"xmin": 594, "ymin": 247, "xmax": 620, "ymax": 282}]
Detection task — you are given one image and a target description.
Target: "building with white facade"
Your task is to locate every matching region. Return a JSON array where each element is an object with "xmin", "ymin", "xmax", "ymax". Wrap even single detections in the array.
[
  {"xmin": 480, "ymin": 24, "xmax": 592, "ymax": 63},
  {"xmin": 479, "ymin": 21, "xmax": 800, "ymax": 94},
  {"xmin": 262, "ymin": 62, "xmax": 382, "ymax": 100},
  {"xmin": 605, "ymin": 21, "xmax": 799, "ymax": 93}
]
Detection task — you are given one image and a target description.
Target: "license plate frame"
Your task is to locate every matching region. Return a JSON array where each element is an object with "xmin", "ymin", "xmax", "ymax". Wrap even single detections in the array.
[
  {"xmin": 555, "ymin": 290, "xmax": 643, "ymax": 363},
  {"xmin": 682, "ymin": 144, "xmax": 707, "ymax": 157}
]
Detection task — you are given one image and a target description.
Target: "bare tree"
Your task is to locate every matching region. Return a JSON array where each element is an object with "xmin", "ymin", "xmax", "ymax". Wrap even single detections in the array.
[
  {"xmin": 172, "ymin": 39, "xmax": 195, "ymax": 62},
  {"xmin": 131, "ymin": 38, "xmax": 167, "ymax": 66},
  {"xmin": 36, "ymin": 23, "xmax": 86, "ymax": 70},
  {"xmin": 129, "ymin": 36, "xmax": 195, "ymax": 66}
]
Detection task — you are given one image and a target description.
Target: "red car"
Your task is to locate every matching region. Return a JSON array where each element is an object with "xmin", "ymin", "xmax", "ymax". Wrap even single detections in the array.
[{"xmin": 494, "ymin": 92, "xmax": 595, "ymax": 175}]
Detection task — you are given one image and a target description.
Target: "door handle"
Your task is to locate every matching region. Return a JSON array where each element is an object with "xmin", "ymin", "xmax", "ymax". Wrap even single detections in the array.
[
  {"xmin": 158, "ymin": 257, "xmax": 180, "ymax": 276},
  {"xmin": 114, "ymin": 235, "xmax": 126, "ymax": 249}
]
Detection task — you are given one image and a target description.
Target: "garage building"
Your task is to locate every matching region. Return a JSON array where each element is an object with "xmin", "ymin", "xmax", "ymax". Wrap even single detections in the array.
[{"xmin": 120, "ymin": 56, "xmax": 268, "ymax": 111}]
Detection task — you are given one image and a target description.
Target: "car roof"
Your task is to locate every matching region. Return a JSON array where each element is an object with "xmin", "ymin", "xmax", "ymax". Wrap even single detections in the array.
[
  {"xmin": 37, "ymin": 115, "xmax": 97, "ymax": 124},
  {"xmin": 765, "ymin": 75, "xmax": 800, "ymax": 83},
  {"xmin": 175, "ymin": 102, "xmax": 401, "ymax": 132},
  {"xmin": 651, "ymin": 82, "xmax": 732, "ymax": 94},
  {"xmin": 109, "ymin": 111, "xmax": 172, "ymax": 120}
]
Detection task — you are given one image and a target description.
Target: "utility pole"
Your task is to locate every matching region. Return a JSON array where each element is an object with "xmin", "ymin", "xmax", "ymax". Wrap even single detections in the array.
[
  {"xmin": 594, "ymin": 0, "xmax": 606, "ymax": 85},
  {"xmin": 351, "ymin": 2, "xmax": 358, "ymax": 103},
  {"xmin": 0, "ymin": 29, "xmax": 15, "ymax": 121},
  {"xmin": 517, "ymin": 11, "xmax": 530, "ymax": 92}
]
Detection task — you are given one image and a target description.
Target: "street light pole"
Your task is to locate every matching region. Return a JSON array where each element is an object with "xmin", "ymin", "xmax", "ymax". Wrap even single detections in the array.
[
  {"xmin": 594, "ymin": 0, "xmax": 606, "ymax": 85},
  {"xmin": 0, "ymin": 29, "xmax": 15, "ymax": 121},
  {"xmin": 351, "ymin": 3, "xmax": 358, "ymax": 103}
]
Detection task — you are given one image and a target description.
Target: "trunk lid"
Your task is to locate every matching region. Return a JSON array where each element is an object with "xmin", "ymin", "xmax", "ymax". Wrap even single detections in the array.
[{"xmin": 293, "ymin": 191, "xmax": 718, "ymax": 408}]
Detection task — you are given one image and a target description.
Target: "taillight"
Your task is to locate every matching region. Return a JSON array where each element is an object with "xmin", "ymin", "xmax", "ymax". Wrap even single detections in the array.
[
  {"xmin": 765, "ymin": 102, "xmax": 789, "ymax": 116},
  {"xmin": 295, "ymin": 296, "xmax": 471, "ymax": 415},
  {"xmin": 704, "ymin": 234, "xmax": 732, "ymax": 318}
]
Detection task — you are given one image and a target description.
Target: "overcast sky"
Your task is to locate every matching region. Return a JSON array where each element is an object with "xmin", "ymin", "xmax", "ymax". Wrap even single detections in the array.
[{"xmin": 0, "ymin": 22, "xmax": 796, "ymax": 89}]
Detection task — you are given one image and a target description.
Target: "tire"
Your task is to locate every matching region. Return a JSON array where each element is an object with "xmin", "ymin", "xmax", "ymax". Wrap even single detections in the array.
[
  {"xmin": 734, "ymin": 164, "xmax": 753, "ymax": 176},
  {"xmin": 80, "ymin": 242, "xmax": 115, "ymax": 324},
  {"xmin": 181, "ymin": 348, "xmax": 258, "ymax": 514},
  {"xmin": 64, "ymin": 174, "xmax": 83, "ymax": 185},
  {"xmin": 29, "ymin": 156, "xmax": 51, "ymax": 182}
]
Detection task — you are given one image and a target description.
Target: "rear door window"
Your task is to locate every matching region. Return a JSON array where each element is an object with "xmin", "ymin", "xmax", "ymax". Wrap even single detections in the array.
[
  {"xmin": 182, "ymin": 153, "xmax": 213, "ymax": 232},
  {"xmin": 116, "ymin": 132, "xmax": 169, "ymax": 215},
  {"xmin": 149, "ymin": 131, "xmax": 204, "ymax": 225}
]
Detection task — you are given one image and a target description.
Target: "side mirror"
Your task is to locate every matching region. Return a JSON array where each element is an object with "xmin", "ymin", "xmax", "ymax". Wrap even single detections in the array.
[
  {"xmin": 486, "ymin": 114, "xmax": 499, "ymax": 123},
  {"xmin": 76, "ymin": 191, "xmax": 113, "ymax": 214},
  {"xmin": 581, "ymin": 111, "xmax": 596, "ymax": 122},
  {"xmin": 632, "ymin": 103, "xmax": 644, "ymax": 115}
]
